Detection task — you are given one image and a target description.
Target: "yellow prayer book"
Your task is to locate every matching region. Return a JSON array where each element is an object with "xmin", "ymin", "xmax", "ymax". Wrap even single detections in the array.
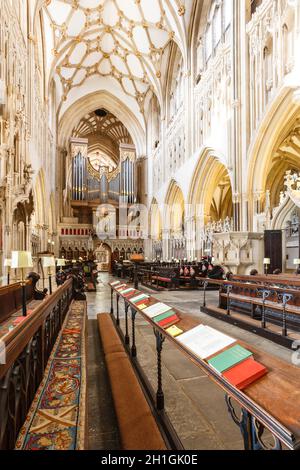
[
  {"xmin": 138, "ymin": 304, "xmax": 148, "ymax": 310},
  {"xmin": 166, "ymin": 325, "xmax": 184, "ymax": 338}
]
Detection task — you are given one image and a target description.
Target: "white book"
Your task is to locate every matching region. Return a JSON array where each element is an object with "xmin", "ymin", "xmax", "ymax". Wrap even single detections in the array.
[
  {"xmin": 143, "ymin": 302, "xmax": 172, "ymax": 318},
  {"xmin": 111, "ymin": 281, "xmax": 121, "ymax": 286},
  {"xmin": 119, "ymin": 288, "xmax": 135, "ymax": 295},
  {"xmin": 115, "ymin": 284, "xmax": 127, "ymax": 290},
  {"xmin": 130, "ymin": 293, "xmax": 150, "ymax": 303},
  {"xmin": 177, "ymin": 325, "xmax": 235, "ymax": 360}
]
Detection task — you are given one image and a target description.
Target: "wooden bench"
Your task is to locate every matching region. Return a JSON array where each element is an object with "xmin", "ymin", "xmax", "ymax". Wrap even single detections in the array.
[
  {"xmin": 97, "ymin": 313, "xmax": 167, "ymax": 450},
  {"xmin": 0, "ymin": 272, "xmax": 46, "ymax": 325},
  {"xmin": 202, "ymin": 277, "xmax": 300, "ymax": 347}
]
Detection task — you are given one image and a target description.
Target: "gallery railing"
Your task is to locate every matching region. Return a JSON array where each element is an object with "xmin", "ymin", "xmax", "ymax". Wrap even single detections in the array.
[{"xmin": 0, "ymin": 279, "xmax": 73, "ymax": 450}]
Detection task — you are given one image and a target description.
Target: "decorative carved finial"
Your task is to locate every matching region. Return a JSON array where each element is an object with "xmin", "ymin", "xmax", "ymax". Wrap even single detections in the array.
[{"xmin": 178, "ymin": 5, "xmax": 186, "ymax": 16}]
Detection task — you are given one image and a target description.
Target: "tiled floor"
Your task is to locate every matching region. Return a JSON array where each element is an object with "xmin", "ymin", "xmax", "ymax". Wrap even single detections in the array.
[{"xmin": 86, "ymin": 274, "xmax": 292, "ymax": 450}]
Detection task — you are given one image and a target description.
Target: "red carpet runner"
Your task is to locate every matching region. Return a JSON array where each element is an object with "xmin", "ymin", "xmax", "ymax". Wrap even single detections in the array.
[{"xmin": 15, "ymin": 301, "xmax": 87, "ymax": 450}]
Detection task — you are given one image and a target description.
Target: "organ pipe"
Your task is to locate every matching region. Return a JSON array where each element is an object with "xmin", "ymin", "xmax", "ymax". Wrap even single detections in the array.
[{"xmin": 71, "ymin": 153, "xmax": 135, "ymax": 202}]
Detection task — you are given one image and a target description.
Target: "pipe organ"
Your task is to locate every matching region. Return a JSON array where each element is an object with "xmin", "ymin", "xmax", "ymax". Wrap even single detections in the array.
[{"xmin": 70, "ymin": 139, "xmax": 136, "ymax": 204}]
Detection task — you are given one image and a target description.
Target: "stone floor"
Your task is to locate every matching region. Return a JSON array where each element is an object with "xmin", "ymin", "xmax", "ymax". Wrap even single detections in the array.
[{"xmin": 86, "ymin": 274, "xmax": 292, "ymax": 450}]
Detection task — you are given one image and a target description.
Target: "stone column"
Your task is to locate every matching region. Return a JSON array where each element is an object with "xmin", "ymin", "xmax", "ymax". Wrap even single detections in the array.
[{"xmin": 162, "ymin": 229, "xmax": 170, "ymax": 261}]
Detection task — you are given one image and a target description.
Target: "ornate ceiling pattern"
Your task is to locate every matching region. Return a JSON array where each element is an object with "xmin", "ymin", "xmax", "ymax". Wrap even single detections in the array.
[
  {"xmin": 72, "ymin": 109, "xmax": 133, "ymax": 144},
  {"xmin": 42, "ymin": 0, "xmax": 189, "ymax": 115}
]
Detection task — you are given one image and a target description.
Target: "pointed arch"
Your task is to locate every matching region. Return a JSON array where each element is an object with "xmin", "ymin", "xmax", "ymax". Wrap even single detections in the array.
[{"xmin": 188, "ymin": 147, "xmax": 233, "ymax": 223}]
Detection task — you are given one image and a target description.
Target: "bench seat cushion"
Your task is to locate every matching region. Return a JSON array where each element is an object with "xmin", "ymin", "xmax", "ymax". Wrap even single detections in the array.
[
  {"xmin": 98, "ymin": 313, "xmax": 125, "ymax": 355},
  {"xmin": 106, "ymin": 353, "xmax": 166, "ymax": 450}
]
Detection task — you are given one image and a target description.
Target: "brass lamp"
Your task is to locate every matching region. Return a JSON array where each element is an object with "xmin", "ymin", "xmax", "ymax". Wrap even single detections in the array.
[
  {"xmin": 42, "ymin": 256, "xmax": 56, "ymax": 294},
  {"xmin": 294, "ymin": 258, "xmax": 300, "ymax": 270},
  {"xmin": 263, "ymin": 258, "xmax": 271, "ymax": 275},
  {"xmin": 4, "ymin": 258, "xmax": 11, "ymax": 285},
  {"xmin": 11, "ymin": 251, "xmax": 33, "ymax": 317},
  {"xmin": 56, "ymin": 258, "xmax": 66, "ymax": 272}
]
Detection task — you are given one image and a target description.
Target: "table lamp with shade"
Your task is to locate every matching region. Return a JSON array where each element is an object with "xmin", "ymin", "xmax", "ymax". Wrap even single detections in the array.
[
  {"xmin": 4, "ymin": 258, "xmax": 11, "ymax": 285},
  {"xmin": 11, "ymin": 251, "xmax": 33, "ymax": 317},
  {"xmin": 42, "ymin": 256, "xmax": 56, "ymax": 294},
  {"xmin": 56, "ymin": 258, "xmax": 66, "ymax": 272},
  {"xmin": 294, "ymin": 258, "xmax": 300, "ymax": 270},
  {"xmin": 263, "ymin": 258, "xmax": 271, "ymax": 275}
]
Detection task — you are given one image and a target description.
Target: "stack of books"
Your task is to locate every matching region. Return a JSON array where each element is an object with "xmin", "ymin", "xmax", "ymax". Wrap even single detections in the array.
[
  {"xmin": 177, "ymin": 325, "xmax": 236, "ymax": 359},
  {"xmin": 177, "ymin": 325, "xmax": 267, "ymax": 389},
  {"xmin": 110, "ymin": 281, "xmax": 121, "ymax": 287},
  {"xmin": 207, "ymin": 344, "xmax": 267, "ymax": 390},
  {"xmin": 130, "ymin": 293, "xmax": 151, "ymax": 310},
  {"xmin": 115, "ymin": 283, "xmax": 128, "ymax": 292},
  {"xmin": 117, "ymin": 287, "xmax": 137, "ymax": 298},
  {"xmin": 142, "ymin": 303, "xmax": 180, "ymax": 329}
]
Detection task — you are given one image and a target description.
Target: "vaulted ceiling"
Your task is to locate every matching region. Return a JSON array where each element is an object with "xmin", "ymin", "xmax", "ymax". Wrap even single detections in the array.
[
  {"xmin": 39, "ymin": 0, "xmax": 194, "ymax": 123},
  {"xmin": 72, "ymin": 109, "xmax": 133, "ymax": 144}
]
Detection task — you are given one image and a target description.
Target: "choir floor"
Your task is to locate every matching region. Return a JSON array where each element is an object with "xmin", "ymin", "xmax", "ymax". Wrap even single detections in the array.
[{"xmin": 86, "ymin": 274, "xmax": 292, "ymax": 451}]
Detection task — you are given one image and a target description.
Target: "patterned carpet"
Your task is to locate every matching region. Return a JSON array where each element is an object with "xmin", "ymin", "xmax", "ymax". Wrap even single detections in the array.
[{"xmin": 15, "ymin": 301, "xmax": 87, "ymax": 450}]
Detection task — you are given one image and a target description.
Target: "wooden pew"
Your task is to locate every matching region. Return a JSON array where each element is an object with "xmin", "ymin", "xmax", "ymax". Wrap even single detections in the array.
[
  {"xmin": 0, "ymin": 272, "xmax": 46, "ymax": 325},
  {"xmin": 97, "ymin": 313, "xmax": 167, "ymax": 450},
  {"xmin": 202, "ymin": 276, "xmax": 300, "ymax": 347}
]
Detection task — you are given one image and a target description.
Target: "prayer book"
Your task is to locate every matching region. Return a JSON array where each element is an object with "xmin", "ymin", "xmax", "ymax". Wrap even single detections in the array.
[
  {"xmin": 207, "ymin": 345, "xmax": 253, "ymax": 374},
  {"xmin": 143, "ymin": 302, "xmax": 174, "ymax": 318},
  {"xmin": 111, "ymin": 281, "xmax": 121, "ymax": 286},
  {"xmin": 157, "ymin": 314, "xmax": 180, "ymax": 328},
  {"xmin": 223, "ymin": 358, "xmax": 267, "ymax": 390},
  {"xmin": 118, "ymin": 288, "xmax": 135, "ymax": 295},
  {"xmin": 177, "ymin": 325, "xmax": 236, "ymax": 359},
  {"xmin": 130, "ymin": 293, "xmax": 150, "ymax": 304},
  {"xmin": 166, "ymin": 325, "xmax": 184, "ymax": 337}
]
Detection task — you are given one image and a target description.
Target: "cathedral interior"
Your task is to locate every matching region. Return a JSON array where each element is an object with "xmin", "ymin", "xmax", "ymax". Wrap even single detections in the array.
[{"xmin": 1, "ymin": 0, "xmax": 300, "ymax": 456}]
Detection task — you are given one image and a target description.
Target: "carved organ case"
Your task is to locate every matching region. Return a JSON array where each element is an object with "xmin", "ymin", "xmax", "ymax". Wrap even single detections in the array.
[{"xmin": 70, "ymin": 139, "xmax": 136, "ymax": 204}]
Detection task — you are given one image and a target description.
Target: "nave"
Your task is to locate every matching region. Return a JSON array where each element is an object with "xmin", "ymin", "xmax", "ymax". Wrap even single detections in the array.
[{"xmin": 1, "ymin": 0, "xmax": 300, "ymax": 457}]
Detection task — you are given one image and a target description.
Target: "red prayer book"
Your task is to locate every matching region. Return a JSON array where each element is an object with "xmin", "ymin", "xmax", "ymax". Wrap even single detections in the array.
[
  {"xmin": 222, "ymin": 357, "xmax": 267, "ymax": 390},
  {"xmin": 157, "ymin": 314, "xmax": 180, "ymax": 329}
]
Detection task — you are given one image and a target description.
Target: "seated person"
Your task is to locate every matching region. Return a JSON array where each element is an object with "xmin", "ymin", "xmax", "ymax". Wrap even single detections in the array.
[
  {"xmin": 273, "ymin": 268, "xmax": 281, "ymax": 275},
  {"xmin": 208, "ymin": 265, "xmax": 224, "ymax": 280},
  {"xmin": 250, "ymin": 269, "xmax": 258, "ymax": 276}
]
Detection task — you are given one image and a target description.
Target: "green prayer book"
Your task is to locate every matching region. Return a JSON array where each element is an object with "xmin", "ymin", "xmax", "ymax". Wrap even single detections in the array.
[
  {"xmin": 153, "ymin": 310, "xmax": 177, "ymax": 323},
  {"xmin": 207, "ymin": 344, "xmax": 253, "ymax": 374}
]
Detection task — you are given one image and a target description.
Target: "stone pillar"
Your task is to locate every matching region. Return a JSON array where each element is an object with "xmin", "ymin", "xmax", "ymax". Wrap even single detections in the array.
[{"xmin": 162, "ymin": 229, "xmax": 170, "ymax": 261}]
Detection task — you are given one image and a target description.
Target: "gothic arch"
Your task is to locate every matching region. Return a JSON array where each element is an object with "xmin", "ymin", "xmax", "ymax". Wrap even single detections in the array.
[
  {"xmin": 58, "ymin": 91, "xmax": 146, "ymax": 157},
  {"xmin": 149, "ymin": 198, "xmax": 162, "ymax": 241},
  {"xmin": 188, "ymin": 147, "xmax": 233, "ymax": 223},
  {"xmin": 247, "ymin": 88, "xmax": 300, "ymax": 199},
  {"xmin": 164, "ymin": 180, "xmax": 185, "ymax": 234}
]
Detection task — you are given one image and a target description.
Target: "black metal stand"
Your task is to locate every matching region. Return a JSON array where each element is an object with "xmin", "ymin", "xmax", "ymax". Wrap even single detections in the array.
[
  {"xmin": 49, "ymin": 275, "xmax": 52, "ymax": 295},
  {"xmin": 110, "ymin": 287, "xmax": 114, "ymax": 315},
  {"xmin": 134, "ymin": 262, "xmax": 139, "ymax": 290},
  {"xmin": 226, "ymin": 284, "xmax": 232, "ymax": 315},
  {"xmin": 7, "ymin": 273, "xmax": 10, "ymax": 285},
  {"xmin": 202, "ymin": 280, "xmax": 208, "ymax": 308},
  {"xmin": 154, "ymin": 328, "xmax": 165, "ymax": 411},
  {"xmin": 225, "ymin": 394, "xmax": 282, "ymax": 450},
  {"xmin": 124, "ymin": 302, "xmax": 130, "ymax": 345},
  {"xmin": 131, "ymin": 308, "xmax": 137, "ymax": 357},
  {"xmin": 116, "ymin": 294, "xmax": 120, "ymax": 326},
  {"xmin": 277, "ymin": 293, "xmax": 293, "ymax": 337},
  {"xmin": 22, "ymin": 284, "xmax": 27, "ymax": 317}
]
